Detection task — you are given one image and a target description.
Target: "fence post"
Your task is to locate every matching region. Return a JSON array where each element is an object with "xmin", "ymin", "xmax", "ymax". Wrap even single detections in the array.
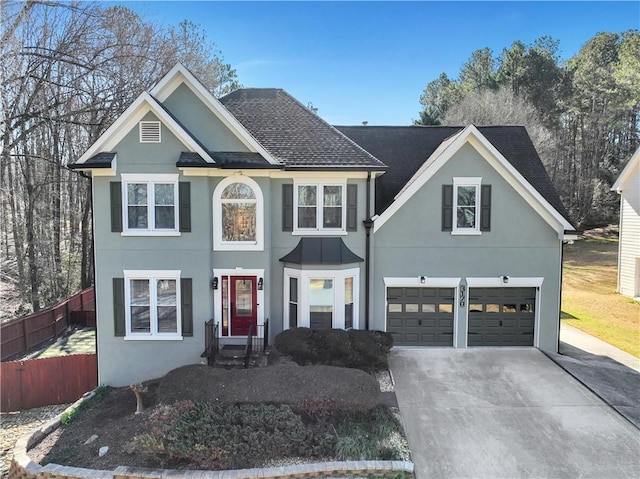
[{"xmin": 22, "ymin": 318, "xmax": 28, "ymax": 352}]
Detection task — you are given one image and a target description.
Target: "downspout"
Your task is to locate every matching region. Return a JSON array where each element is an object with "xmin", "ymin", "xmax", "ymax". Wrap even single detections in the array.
[
  {"xmin": 558, "ymin": 239, "xmax": 565, "ymax": 354},
  {"xmin": 364, "ymin": 171, "xmax": 373, "ymax": 330}
]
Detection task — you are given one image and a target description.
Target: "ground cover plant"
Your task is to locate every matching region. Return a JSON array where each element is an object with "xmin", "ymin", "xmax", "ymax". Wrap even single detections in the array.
[{"xmin": 562, "ymin": 228, "xmax": 639, "ymax": 357}]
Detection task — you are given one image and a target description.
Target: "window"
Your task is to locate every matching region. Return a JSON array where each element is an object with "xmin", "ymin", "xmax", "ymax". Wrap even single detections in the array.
[
  {"xmin": 121, "ymin": 174, "xmax": 179, "ymax": 235},
  {"xmin": 213, "ymin": 176, "xmax": 264, "ymax": 250},
  {"xmin": 284, "ymin": 268, "xmax": 359, "ymax": 329},
  {"xmin": 294, "ymin": 181, "xmax": 345, "ymax": 233},
  {"xmin": 139, "ymin": 121, "xmax": 161, "ymax": 143},
  {"xmin": 453, "ymin": 177, "xmax": 481, "ymax": 234},
  {"xmin": 124, "ymin": 270, "xmax": 181, "ymax": 339}
]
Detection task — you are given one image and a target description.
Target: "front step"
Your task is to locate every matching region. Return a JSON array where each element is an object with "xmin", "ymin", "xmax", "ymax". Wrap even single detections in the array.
[{"xmin": 212, "ymin": 345, "xmax": 269, "ymax": 369}]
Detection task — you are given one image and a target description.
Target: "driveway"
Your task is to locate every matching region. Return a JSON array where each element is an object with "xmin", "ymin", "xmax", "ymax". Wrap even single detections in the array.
[{"xmin": 390, "ymin": 348, "xmax": 640, "ymax": 479}]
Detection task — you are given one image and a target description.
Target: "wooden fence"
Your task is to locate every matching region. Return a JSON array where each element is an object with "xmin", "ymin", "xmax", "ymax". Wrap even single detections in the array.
[
  {"xmin": 1, "ymin": 287, "xmax": 94, "ymax": 361},
  {"xmin": 1, "ymin": 354, "xmax": 97, "ymax": 412}
]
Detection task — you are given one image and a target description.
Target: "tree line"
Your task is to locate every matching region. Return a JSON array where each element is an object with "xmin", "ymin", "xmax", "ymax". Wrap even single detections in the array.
[
  {"xmin": 416, "ymin": 31, "xmax": 640, "ymax": 228},
  {"xmin": 1, "ymin": 1, "xmax": 238, "ymax": 318}
]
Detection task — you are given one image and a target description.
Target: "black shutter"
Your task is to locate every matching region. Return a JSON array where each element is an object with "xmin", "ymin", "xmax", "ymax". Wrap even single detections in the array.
[
  {"xmin": 179, "ymin": 182, "xmax": 191, "ymax": 232},
  {"xmin": 480, "ymin": 184, "xmax": 491, "ymax": 231},
  {"xmin": 282, "ymin": 184, "xmax": 293, "ymax": 231},
  {"xmin": 181, "ymin": 278, "xmax": 193, "ymax": 337},
  {"xmin": 346, "ymin": 184, "xmax": 358, "ymax": 231},
  {"xmin": 110, "ymin": 182, "xmax": 122, "ymax": 232},
  {"xmin": 113, "ymin": 278, "xmax": 125, "ymax": 337},
  {"xmin": 442, "ymin": 184, "xmax": 453, "ymax": 231}
]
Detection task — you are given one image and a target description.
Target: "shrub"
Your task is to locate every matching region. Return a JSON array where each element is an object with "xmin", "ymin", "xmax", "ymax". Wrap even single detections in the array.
[
  {"xmin": 131, "ymin": 401, "xmax": 335, "ymax": 469},
  {"xmin": 274, "ymin": 327, "xmax": 316, "ymax": 364},
  {"xmin": 274, "ymin": 328, "xmax": 393, "ymax": 372}
]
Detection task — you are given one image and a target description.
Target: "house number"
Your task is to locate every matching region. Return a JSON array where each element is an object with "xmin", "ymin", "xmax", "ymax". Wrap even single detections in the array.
[{"xmin": 459, "ymin": 285, "xmax": 466, "ymax": 307}]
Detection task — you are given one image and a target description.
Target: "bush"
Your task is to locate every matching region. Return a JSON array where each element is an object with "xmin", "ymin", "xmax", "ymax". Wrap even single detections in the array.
[
  {"xmin": 131, "ymin": 401, "xmax": 335, "ymax": 469},
  {"xmin": 275, "ymin": 328, "xmax": 393, "ymax": 372},
  {"xmin": 130, "ymin": 401, "xmax": 408, "ymax": 469}
]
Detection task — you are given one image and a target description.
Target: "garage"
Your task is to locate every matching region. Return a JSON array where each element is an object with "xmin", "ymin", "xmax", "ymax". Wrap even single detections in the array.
[
  {"xmin": 468, "ymin": 287, "xmax": 536, "ymax": 346},
  {"xmin": 387, "ymin": 287, "xmax": 454, "ymax": 346}
]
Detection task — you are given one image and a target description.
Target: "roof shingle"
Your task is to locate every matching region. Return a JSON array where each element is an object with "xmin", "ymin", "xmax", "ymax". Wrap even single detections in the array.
[
  {"xmin": 220, "ymin": 89, "xmax": 386, "ymax": 169},
  {"xmin": 336, "ymin": 125, "xmax": 573, "ymax": 225}
]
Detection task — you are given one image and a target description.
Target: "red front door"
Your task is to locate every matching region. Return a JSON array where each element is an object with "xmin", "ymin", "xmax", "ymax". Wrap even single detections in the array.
[{"xmin": 230, "ymin": 276, "xmax": 257, "ymax": 336}]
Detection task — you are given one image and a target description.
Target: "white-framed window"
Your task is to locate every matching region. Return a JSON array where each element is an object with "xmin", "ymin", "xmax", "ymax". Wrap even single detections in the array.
[
  {"xmin": 294, "ymin": 181, "xmax": 346, "ymax": 234},
  {"xmin": 452, "ymin": 177, "xmax": 482, "ymax": 235},
  {"xmin": 124, "ymin": 270, "xmax": 181, "ymax": 340},
  {"xmin": 284, "ymin": 267, "xmax": 359, "ymax": 330},
  {"xmin": 139, "ymin": 121, "xmax": 161, "ymax": 143},
  {"xmin": 213, "ymin": 176, "xmax": 264, "ymax": 251},
  {"xmin": 121, "ymin": 174, "xmax": 179, "ymax": 236}
]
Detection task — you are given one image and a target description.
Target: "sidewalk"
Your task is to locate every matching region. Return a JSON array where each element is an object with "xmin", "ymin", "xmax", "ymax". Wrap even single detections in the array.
[
  {"xmin": 560, "ymin": 323, "xmax": 640, "ymax": 372},
  {"xmin": 545, "ymin": 323, "xmax": 640, "ymax": 428}
]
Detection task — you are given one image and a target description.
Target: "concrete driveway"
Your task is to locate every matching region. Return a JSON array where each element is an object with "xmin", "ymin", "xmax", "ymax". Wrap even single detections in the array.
[{"xmin": 390, "ymin": 348, "xmax": 640, "ymax": 479}]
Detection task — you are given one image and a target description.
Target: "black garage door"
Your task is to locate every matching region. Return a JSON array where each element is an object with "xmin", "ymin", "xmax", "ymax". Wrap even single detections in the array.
[
  {"xmin": 468, "ymin": 287, "xmax": 536, "ymax": 346},
  {"xmin": 387, "ymin": 287, "xmax": 454, "ymax": 346}
]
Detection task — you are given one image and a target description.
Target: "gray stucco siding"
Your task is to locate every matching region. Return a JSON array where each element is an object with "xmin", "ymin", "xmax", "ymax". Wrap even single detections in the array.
[
  {"xmin": 94, "ymin": 249, "xmax": 212, "ymax": 387},
  {"xmin": 93, "ymin": 112, "xmax": 215, "ymax": 386},
  {"xmin": 163, "ymin": 83, "xmax": 250, "ymax": 152},
  {"xmin": 372, "ymin": 142, "xmax": 563, "ymax": 351}
]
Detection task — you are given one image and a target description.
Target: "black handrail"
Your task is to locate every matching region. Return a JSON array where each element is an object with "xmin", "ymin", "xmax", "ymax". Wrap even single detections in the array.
[
  {"xmin": 200, "ymin": 319, "xmax": 219, "ymax": 366},
  {"xmin": 244, "ymin": 324, "xmax": 254, "ymax": 369}
]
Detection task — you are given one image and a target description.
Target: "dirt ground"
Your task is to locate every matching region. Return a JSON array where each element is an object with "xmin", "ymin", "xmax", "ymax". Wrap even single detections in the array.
[{"xmin": 28, "ymin": 364, "xmax": 391, "ymax": 471}]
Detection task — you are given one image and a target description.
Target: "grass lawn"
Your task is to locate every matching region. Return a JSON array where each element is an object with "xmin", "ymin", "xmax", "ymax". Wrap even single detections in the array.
[
  {"xmin": 31, "ymin": 328, "xmax": 96, "ymax": 358},
  {"xmin": 562, "ymin": 231, "xmax": 640, "ymax": 357}
]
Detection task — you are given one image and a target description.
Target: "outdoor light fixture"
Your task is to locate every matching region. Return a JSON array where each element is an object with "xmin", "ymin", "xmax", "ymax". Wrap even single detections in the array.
[
  {"xmin": 257, "ymin": 278, "xmax": 264, "ymax": 290},
  {"xmin": 502, "ymin": 275, "xmax": 509, "ymax": 284},
  {"xmin": 212, "ymin": 277, "xmax": 219, "ymax": 290},
  {"xmin": 420, "ymin": 276, "xmax": 426, "ymax": 284}
]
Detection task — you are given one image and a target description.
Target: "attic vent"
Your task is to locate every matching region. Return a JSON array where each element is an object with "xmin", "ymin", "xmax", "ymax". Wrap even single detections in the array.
[{"xmin": 139, "ymin": 121, "xmax": 161, "ymax": 143}]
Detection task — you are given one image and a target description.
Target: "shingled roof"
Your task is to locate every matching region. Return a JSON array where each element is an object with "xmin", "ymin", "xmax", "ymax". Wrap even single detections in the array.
[
  {"xmin": 219, "ymin": 89, "xmax": 386, "ymax": 170},
  {"xmin": 336, "ymin": 125, "xmax": 572, "ymax": 225}
]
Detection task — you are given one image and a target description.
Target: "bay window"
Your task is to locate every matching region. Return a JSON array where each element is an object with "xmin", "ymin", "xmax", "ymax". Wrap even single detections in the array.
[{"xmin": 284, "ymin": 268, "xmax": 359, "ymax": 329}]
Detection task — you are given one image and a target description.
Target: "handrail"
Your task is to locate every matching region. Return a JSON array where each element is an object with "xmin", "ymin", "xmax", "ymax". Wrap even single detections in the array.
[
  {"xmin": 200, "ymin": 319, "xmax": 219, "ymax": 365},
  {"xmin": 244, "ymin": 324, "xmax": 254, "ymax": 369}
]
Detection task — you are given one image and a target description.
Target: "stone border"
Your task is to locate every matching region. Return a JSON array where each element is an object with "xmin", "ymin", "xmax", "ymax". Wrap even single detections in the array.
[{"xmin": 10, "ymin": 391, "xmax": 414, "ymax": 479}]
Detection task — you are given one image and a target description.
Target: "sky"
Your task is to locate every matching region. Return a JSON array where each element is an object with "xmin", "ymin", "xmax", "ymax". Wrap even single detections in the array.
[{"xmin": 124, "ymin": 1, "xmax": 639, "ymax": 125}]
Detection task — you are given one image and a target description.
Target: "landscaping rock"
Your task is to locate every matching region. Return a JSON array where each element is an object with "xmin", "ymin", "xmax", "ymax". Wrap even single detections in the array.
[
  {"xmin": 98, "ymin": 446, "xmax": 108, "ymax": 457},
  {"xmin": 158, "ymin": 364, "xmax": 380, "ymax": 410},
  {"xmin": 84, "ymin": 434, "xmax": 98, "ymax": 445}
]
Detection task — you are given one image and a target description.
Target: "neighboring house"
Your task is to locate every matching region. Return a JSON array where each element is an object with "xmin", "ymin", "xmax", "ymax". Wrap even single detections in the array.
[
  {"xmin": 70, "ymin": 64, "xmax": 577, "ymax": 386},
  {"xmin": 612, "ymin": 147, "xmax": 640, "ymax": 299}
]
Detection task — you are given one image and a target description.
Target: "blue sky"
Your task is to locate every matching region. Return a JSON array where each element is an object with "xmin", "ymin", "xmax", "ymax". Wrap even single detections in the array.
[{"xmin": 126, "ymin": 1, "xmax": 639, "ymax": 125}]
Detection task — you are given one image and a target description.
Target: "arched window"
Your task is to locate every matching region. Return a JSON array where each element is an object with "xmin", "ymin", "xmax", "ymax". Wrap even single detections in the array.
[{"xmin": 214, "ymin": 176, "xmax": 263, "ymax": 250}]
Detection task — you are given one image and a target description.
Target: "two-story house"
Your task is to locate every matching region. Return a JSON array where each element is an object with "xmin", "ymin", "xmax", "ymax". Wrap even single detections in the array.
[{"xmin": 71, "ymin": 64, "xmax": 576, "ymax": 386}]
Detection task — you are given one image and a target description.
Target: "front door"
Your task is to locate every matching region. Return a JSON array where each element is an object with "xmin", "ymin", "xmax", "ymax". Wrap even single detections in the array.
[{"xmin": 230, "ymin": 276, "xmax": 257, "ymax": 336}]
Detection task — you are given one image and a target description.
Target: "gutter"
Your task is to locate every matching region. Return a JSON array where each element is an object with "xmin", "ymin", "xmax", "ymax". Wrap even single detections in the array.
[{"xmin": 364, "ymin": 171, "xmax": 373, "ymax": 330}]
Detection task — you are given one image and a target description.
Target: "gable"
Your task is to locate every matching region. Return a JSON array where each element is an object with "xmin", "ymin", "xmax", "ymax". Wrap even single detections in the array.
[
  {"xmin": 150, "ymin": 64, "xmax": 279, "ymax": 165},
  {"xmin": 72, "ymin": 92, "xmax": 214, "ymax": 167},
  {"xmin": 612, "ymin": 147, "xmax": 640, "ymax": 193},
  {"xmin": 162, "ymin": 83, "xmax": 250, "ymax": 153},
  {"xmin": 373, "ymin": 142, "xmax": 560, "ymax": 247},
  {"xmin": 111, "ymin": 112, "xmax": 191, "ymax": 171},
  {"xmin": 369, "ymin": 126, "xmax": 575, "ymax": 238}
]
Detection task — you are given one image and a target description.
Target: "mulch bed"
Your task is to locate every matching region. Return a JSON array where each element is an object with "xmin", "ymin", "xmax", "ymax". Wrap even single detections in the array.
[{"xmin": 28, "ymin": 364, "xmax": 386, "ymax": 471}]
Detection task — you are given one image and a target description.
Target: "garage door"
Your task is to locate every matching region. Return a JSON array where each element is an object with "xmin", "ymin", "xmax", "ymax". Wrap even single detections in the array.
[
  {"xmin": 468, "ymin": 287, "xmax": 536, "ymax": 346},
  {"xmin": 387, "ymin": 287, "xmax": 454, "ymax": 346}
]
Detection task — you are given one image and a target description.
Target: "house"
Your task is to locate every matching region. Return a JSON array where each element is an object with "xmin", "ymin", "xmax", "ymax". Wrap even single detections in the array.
[
  {"xmin": 612, "ymin": 147, "xmax": 640, "ymax": 299},
  {"xmin": 70, "ymin": 64, "xmax": 577, "ymax": 386}
]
